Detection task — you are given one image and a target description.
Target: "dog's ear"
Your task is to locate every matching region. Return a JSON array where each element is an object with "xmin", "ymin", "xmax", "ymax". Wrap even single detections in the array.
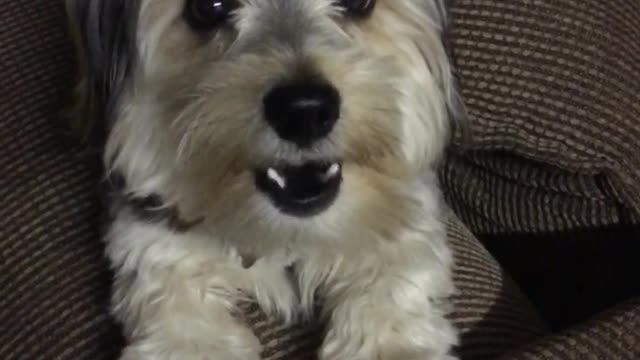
[
  {"xmin": 436, "ymin": 0, "xmax": 470, "ymax": 145},
  {"xmin": 418, "ymin": 0, "xmax": 466, "ymax": 126},
  {"xmin": 65, "ymin": 0, "xmax": 140, "ymax": 151}
]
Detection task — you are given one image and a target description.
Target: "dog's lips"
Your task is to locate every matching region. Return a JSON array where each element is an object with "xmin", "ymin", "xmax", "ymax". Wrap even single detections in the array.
[{"xmin": 255, "ymin": 161, "xmax": 342, "ymax": 217}]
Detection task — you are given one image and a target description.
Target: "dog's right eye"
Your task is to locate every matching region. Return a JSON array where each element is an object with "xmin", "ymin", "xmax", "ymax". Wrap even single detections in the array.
[
  {"xmin": 184, "ymin": 0, "xmax": 239, "ymax": 31},
  {"xmin": 337, "ymin": 0, "xmax": 376, "ymax": 17}
]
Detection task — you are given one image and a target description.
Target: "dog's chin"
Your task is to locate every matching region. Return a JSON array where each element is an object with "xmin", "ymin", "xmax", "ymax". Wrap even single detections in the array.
[{"xmin": 255, "ymin": 160, "xmax": 342, "ymax": 218}]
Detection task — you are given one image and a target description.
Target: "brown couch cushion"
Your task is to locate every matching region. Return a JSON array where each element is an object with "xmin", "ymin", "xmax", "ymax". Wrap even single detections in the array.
[
  {"xmin": 442, "ymin": 0, "xmax": 640, "ymax": 332},
  {"xmin": 498, "ymin": 297, "xmax": 640, "ymax": 360},
  {"xmin": 0, "ymin": 1, "xmax": 123, "ymax": 359},
  {"xmin": 440, "ymin": 152, "xmax": 627, "ymax": 235},
  {"xmin": 447, "ymin": 0, "xmax": 640, "ymax": 220}
]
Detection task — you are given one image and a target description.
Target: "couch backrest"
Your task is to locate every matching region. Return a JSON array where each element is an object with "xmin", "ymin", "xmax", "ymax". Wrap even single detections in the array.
[
  {"xmin": 448, "ymin": 0, "xmax": 640, "ymax": 218},
  {"xmin": 0, "ymin": 1, "xmax": 122, "ymax": 359}
]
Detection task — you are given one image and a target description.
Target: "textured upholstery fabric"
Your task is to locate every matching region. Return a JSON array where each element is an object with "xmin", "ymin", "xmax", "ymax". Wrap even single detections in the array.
[
  {"xmin": 442, "ymin": 0, "xmax": 640, "ymax": 333},
  {"xmin": 440, "ymin": 152, "xmax": 630, "ymax": 235},
  {"xmin": 446, "ymin": 213, "xmax": 548, "ymax": 360},
  {"xmin": 498, "ymin": 297, "xmax": 640, "ymax": 360},
  {"xmin": 0, "ymin": 1, "xmax": 123, "ymax": 360},
  {"xmin": 445, "ymin": 0, "xmax": 640, "ymax": 223}
]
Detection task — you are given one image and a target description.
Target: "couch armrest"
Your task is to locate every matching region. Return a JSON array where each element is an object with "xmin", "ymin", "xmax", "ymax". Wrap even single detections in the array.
[{"xmin": 499, "ymin": 298, "xmax": 640, "ymax": 359}]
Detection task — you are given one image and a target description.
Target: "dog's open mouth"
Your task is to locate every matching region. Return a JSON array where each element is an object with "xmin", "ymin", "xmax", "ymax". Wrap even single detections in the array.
[{"xmin": 255, "ymin": 161, "xmax": 342, "ymax": 217}]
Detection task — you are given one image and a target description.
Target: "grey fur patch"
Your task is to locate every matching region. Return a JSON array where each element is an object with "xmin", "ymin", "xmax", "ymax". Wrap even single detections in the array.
[
  {"xmin": 68, "ymin": 0, "xmax": 140, "ymax": 150},
  {"xmin": 68, "ymin": 0, "xmax": 192, "ymax": 231}
]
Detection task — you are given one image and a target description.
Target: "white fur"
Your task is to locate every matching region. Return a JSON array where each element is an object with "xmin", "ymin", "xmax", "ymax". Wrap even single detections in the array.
[{"xmin": 70, "ymin": 0, "xmax": 461, "ymax": 359}]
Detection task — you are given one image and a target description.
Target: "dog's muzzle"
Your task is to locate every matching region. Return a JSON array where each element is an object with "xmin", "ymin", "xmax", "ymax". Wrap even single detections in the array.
[{"xmin": 255, "ymin": 161, "xmax": 342, "ymax": 217}]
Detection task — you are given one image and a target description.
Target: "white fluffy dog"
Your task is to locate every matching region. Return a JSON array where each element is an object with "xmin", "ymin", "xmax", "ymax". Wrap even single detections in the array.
[{"xmin": 66, "ymin": 0, "xmax": 461, "ymax": 359}]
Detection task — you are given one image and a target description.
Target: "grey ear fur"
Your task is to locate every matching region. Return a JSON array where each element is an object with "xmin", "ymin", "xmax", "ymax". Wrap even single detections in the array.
[{"xmin": 66, "ymin": 0, "xmax": 140, "ymax": 151}]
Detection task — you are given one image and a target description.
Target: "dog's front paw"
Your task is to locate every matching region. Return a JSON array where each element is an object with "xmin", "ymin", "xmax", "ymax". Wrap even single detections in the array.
[
  {"xmin": 120, "ymin": 345, "xmax": 261, "ymax": 360},
  {"xmin": 319, "ymin": 306, "xmax": 457, "ymax": 360},
  {"xmin": 119, "ymin": 332, "xmax": 262, "ymax": 360}
]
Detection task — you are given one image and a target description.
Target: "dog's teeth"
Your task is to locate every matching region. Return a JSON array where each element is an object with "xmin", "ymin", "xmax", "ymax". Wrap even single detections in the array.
[
  {"xmin": 323, "ymin": 163, "xmax": 341, "ymax": 181},
  {"xmin": 267, "ymin": 168, "xmax": 286, "ymax": 189},
  {"xmin": 328, "ymin": 163, "xmax": 340, "ymax": 176}
]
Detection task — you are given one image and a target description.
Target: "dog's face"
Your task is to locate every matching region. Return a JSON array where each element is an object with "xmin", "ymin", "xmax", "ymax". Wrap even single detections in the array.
[{"xmin": 69, "ymin": 0, "xmax": 457, "ymax": 245}]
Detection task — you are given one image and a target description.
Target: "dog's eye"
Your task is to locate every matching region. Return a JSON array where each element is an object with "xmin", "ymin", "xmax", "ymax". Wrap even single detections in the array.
[
  {"xmin": 337, "ymin": 0, "xmax": 376, "ymax": 17},
  {"xmin": 184, "ymin": 0, "xmax": 239, "ymax": 30}
]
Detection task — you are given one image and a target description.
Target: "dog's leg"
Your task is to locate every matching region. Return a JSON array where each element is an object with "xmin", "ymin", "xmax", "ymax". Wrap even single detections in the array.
[
  {"xmin": 107, "ymin": 221, "xmax": 263, "ymax": 360},
  {"xmin": 113, "ymin": 265, "xmax": 262, "ymax": 360},
  {"xmin": 317, "ymin": 233, "xmax": 458, "ymax": 360}
]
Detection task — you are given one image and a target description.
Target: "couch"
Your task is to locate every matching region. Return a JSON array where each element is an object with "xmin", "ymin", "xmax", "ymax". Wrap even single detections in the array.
[{"xmin": 1, "ymin": 0, "xmax": 638, "ymax": 359}]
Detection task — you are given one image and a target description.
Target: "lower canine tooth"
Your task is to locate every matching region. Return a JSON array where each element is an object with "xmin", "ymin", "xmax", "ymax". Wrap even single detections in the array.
[
  {"xmin": 323, "ymin": 163, "xmax": 340, "ymax": 180},
  {"xmin": 267, "ymin": 168, "xmax": 286, "ymax": 189}
]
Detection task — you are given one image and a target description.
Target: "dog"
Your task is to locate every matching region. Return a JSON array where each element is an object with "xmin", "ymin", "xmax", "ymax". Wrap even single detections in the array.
[{"xmin": 66, "ymin": 0, "xmax": 461, "ymax": 359}]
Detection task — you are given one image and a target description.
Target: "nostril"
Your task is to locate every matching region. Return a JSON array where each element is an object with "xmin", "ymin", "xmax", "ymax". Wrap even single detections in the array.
[{"xmin": 263, "ymin": 82, "xmax": 340, "ymax": 147}]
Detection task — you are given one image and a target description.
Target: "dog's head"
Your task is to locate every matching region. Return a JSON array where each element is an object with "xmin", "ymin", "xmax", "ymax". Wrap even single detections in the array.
[{"xmin": 67, "ymin": 0, "xmax": 459, "ymax": 245}]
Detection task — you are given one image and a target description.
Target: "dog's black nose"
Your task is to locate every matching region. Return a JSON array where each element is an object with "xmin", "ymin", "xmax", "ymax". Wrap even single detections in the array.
[{"xmin": 263, "ymin": 82, "xmax": 340, "ymax": 147}]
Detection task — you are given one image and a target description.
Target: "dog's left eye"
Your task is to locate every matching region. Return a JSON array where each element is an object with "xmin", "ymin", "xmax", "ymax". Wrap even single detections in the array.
[
  {"xmin": 184, "ymin": 0, "xmax": 239, "ymax": 30},
  {"xmin": 337, "ymin": 0, "xmax": 376, "ymax": 17}
]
